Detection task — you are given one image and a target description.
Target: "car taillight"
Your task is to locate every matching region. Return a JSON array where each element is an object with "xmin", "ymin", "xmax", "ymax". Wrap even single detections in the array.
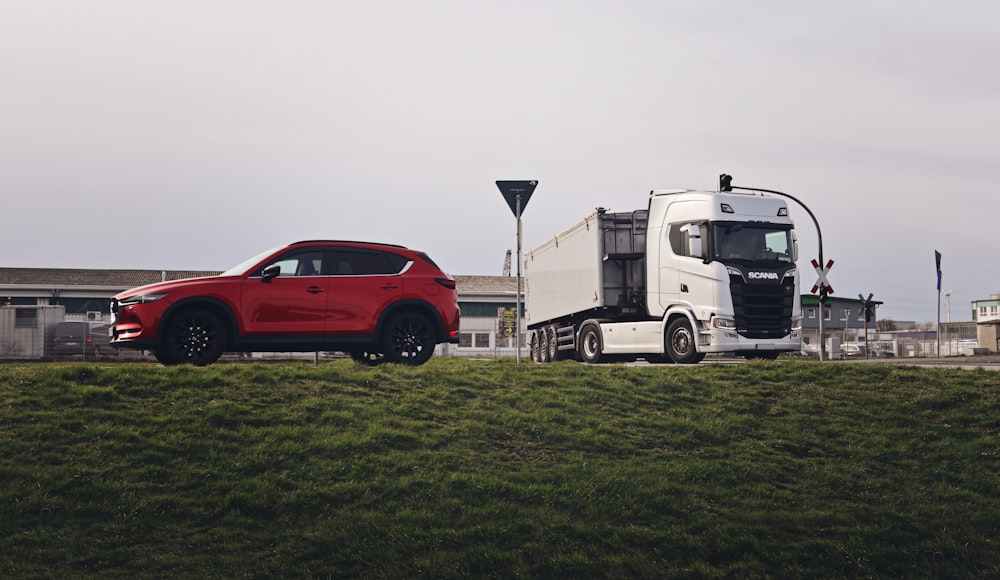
[{"xmin": 435, "ymin": 278, "xmax": 456, "ymax": 290}]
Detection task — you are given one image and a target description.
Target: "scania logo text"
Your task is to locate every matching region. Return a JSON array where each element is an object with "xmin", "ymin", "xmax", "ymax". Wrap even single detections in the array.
[{"xmin": 747, "ymin": 271, "xmax": 779, "ymax": 280}]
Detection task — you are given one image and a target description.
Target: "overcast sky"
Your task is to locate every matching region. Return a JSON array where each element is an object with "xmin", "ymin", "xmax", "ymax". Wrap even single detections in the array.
[{"xmin": 2, "ymin": 1, "xmax": 997, "ymax": 323}]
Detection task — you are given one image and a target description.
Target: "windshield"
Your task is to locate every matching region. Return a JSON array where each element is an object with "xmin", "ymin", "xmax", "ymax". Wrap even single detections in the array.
[
  {"xmin": 712, "ymin": 223, "xmax": 794, "ymax": 264},
  {"xmin": 220, "ymin": 246, "xmax": 284, "ymax": 277}
]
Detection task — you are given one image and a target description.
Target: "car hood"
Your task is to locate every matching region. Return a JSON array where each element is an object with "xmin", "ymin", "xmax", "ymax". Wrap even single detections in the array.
[{"xmin": 113, "ymin": 275, "xmax": 237, "ymax": 300}]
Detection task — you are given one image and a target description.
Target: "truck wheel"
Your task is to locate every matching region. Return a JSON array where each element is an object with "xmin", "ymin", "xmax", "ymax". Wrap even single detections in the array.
[
  {"xmin": 666, "ymin": 318, "xmax": 704, "ymax": 364},
  {"xmin": 539, "ymin": 329, "xmax": 551, "ymax": 363},
  {"xmin": 579, "ymin": 324, "xmax": 604, "ymax": 364},
  {"xmin": 546, "ymin": 326, "xmax": 558, "ymax": 361},
  {"xmin": 381, "ymin": 312, "xmax": 435, "ymax": 365},
  {"xmin": 161, "ymin": 308, "xmax": 227, "ymax": 366},
  {"xmin": 529, "ymin": 331, "xmax": 540, "ymax": 363}
]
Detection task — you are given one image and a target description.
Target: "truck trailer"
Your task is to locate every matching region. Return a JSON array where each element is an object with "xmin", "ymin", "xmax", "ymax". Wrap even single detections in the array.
[{"xmin": 524, "ymin": 186, "xmax": 802, "ymax": 363}]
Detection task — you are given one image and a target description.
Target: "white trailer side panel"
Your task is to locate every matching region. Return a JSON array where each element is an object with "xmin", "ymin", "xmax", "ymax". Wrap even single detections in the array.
[{"xmin": 524, "ymin": 211, "xmax": 605, "ymax": 326}]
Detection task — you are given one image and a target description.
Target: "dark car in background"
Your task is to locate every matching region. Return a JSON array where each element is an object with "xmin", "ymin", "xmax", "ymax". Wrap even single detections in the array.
[
  {"xmin": 50, "ymin": 321, "xmax": 111, "ymax": 359},
  {"xmin": 109, "ymin": 240, "xmax": 460, "ymax": 366}
]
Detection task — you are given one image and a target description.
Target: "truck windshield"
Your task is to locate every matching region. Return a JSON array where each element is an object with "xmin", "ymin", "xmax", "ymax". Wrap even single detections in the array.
[{"xmin": 712, "ymin": 223, "xmax": 794, "ymax": 263}]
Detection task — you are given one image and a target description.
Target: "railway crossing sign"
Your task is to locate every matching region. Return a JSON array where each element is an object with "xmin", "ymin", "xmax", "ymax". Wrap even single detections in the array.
[{"xmin": 811, "ymin": 258, "xmax": 834, "ymax": 298}]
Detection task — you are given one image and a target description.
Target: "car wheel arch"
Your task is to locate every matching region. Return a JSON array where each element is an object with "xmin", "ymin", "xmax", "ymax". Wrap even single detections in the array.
[
  {"xmin": 159, "ymin": 297, "xmax": 240, "ymax": 351},
  {"xmin": 375, "ymin": 299, "xmax": 446, "ymax": 341}
]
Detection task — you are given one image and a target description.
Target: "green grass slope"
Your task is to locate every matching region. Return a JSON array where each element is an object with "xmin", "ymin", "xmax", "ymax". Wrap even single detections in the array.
[{"xmin": 1, "ymin": 359, "xmax": 998, "ymax": 577}]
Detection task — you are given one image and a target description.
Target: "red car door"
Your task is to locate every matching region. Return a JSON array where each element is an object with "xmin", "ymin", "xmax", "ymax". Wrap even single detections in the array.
[
  {"xmin": 240, "ymin": 249, "xmax": 329, "ymax": 336},
  {"xmin": 324, "ymin": 249, "xmax": 404, "ymax": 335}
]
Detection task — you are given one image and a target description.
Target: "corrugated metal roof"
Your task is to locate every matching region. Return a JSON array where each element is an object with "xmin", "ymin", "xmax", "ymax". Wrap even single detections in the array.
[
  {"xmin": 0, "ymin": 268, "xmax": 518, "ymax": 294},
  {"xmin": 0, "ymin": 268, "xmax": 222, "ymax": 289},
  {"xmin": 453, "ymin": 275, "xmax": 517, "ymax": 294}
]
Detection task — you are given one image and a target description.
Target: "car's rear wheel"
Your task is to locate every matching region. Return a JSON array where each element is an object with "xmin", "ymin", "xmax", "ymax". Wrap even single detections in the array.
[
  {"xmin": 350, "ymin": 350, "xmax": 385, "ymax": 365},
  {"xmin": 160, "ymin": 308, "xmax": 227, "ymax": 366},
  {"xmin": 381, "ymin": 312, "xmax": 435, "ymax": 365}
]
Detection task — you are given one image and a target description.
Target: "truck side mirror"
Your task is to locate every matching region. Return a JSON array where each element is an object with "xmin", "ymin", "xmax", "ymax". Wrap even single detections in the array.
[
  {"xmin": 681, "ymin": 224, "xmax": 703, "ymax": 259},
  {"xmin": 791, "ymin": 231, "xmax": 799, "ymax": 262}
]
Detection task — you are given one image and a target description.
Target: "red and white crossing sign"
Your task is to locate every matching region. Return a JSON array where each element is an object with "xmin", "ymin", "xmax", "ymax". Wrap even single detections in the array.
[{"xmin": 810, "ymin": 258, "xmax": 834, "ymax": 294}]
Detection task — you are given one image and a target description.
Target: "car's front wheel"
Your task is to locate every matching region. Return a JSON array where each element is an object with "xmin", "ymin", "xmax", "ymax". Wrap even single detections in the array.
[
  {"xmin": 381, "ymin": 312, "xmax": 435, "ymax": 365},
  {"xmin": 160, "ymin": 308, "xmax": 227, "ymax": 366}
]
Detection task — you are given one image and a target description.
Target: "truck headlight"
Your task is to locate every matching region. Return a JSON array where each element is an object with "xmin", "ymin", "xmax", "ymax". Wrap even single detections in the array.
[{"xmin": 712, "ymin": 316, "xmax": 736, "ymax": 330}]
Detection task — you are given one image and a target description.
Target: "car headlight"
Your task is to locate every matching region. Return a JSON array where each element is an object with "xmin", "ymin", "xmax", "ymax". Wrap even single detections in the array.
[{"xmin": 117, "ymin": 293, "xmax": 167, "ymax": 308}]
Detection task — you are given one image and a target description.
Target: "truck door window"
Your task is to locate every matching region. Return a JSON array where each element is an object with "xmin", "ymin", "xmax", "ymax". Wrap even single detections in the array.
[{"xmin": 667, "ymin": 222, "xmax": 705, "ymax": 259}]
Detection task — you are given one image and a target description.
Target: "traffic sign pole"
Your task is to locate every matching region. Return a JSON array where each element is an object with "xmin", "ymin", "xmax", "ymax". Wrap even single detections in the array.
[
  {"xmin": 515, "ymin": 194, "xmax": 523, "ymax": 363},
  {"xmin": 727, "ymin": 179, "xmax": 829, "ymax": 361},
  {"xmin": 496, "ymin": 180, "xmax": 538, "ymax": 363}
]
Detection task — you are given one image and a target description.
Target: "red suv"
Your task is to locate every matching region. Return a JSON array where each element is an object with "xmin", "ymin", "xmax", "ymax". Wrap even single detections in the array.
[{"xmin": 109, "ymin": 241, "xmax": 460, "ymax": 366}]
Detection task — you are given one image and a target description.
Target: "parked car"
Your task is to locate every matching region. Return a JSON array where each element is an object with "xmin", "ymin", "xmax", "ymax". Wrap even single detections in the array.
[
  {"xmin": 842, "ymin": 343, "xmax": 867, "ymax": 358},
  {"xmin": 109, "ymin": 240, "xmax": 460, "ymax": 366},
  {"xmin": 50, "ymin": 321, "xmax": 111, "ymax": 359}
]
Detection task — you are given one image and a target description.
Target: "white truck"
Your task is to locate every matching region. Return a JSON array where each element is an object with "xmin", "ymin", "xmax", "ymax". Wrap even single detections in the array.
[{"xmin": 524, "ymin": 186, "xmax": 801, "ymax": 363}]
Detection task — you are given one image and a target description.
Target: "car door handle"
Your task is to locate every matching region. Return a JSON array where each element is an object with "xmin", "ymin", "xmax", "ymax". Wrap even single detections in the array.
[
  {"xmin": 306, "ymin": 286, "xmax": 325, "ymax": 294},
  {"xmin": 381, "ymin": 284, "xmax": 400, "ymax": 291}
]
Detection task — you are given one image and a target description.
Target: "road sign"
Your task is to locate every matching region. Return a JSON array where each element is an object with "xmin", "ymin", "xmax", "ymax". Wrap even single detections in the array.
[
  {"xmin": 496, "ymin": 180, "xmax": 537, "ymax": 217},
  {"xmin": 810, "ymin": 258, "xmax": 834, "ymax": 294}
]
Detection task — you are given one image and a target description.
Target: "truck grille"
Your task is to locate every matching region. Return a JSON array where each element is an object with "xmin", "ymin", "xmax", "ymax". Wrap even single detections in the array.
[{"xmin": 729, "ymin": 275, "xmax": 795, "ymax": 339}]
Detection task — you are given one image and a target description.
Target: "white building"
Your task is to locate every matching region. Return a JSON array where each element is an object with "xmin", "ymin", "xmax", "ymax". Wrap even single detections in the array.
[{"xmin": 972, "ymin": 293, "xmax": 1000, "ymax": 353}]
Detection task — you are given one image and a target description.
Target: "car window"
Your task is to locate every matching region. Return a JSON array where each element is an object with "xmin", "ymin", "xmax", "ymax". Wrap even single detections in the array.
[
  {"xmin": 328, "ymin": 249, "xmax": 407, "ymax": 275},
  {"xmin": 263, "ymin": 250, "xmax": 325, "ymax": 277}
]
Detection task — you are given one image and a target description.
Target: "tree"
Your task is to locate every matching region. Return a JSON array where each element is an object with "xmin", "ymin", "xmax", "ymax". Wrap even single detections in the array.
[{"xmin": 876, "ymin": 318, "xmax": 898, "ymax": 332}]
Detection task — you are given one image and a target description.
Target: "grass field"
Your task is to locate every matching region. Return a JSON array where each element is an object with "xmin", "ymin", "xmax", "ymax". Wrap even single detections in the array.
[{"xmin": 1, "ymin": 358, "xmax": 998, "ymax": 578}]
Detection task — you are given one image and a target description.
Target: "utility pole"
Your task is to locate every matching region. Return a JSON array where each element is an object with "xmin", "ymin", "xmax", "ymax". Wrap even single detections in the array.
[{"xmin": 859, "ymin": 293, "xmax": 874, "ymax": 359}]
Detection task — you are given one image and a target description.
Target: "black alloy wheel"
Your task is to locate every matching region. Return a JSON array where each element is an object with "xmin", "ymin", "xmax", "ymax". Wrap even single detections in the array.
[
  {"xmin": 381, "ymin": 312, "xmax": 435, "ymax": 365},
  {"xmin": 161, "ymin": 308, "xmax": 227, "ymax": 366}
]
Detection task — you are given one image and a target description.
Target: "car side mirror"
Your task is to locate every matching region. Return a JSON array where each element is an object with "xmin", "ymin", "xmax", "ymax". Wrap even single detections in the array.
[{"xmin": 261, "ymin": 264, "xmax": 281, "ymax": 283}]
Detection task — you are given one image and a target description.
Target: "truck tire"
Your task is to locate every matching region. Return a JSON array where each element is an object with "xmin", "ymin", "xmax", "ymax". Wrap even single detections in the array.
[
  {"xmin": 546, "ymin": 326, "xmax": 558, "ymax": 362},
  {"xmin": 539, "ymin": 329, "xmax": 551, "ymax": 363},
  {"xmin": 579, "ymin": 323, "xmax": 604, "ymax": 364},
  {"xmin": 529, "ymin": 331, "xmax": 541, "ymax": 363},
  {"xmin": 666, "ymin": 318, "xmax": 704, "ymax": 364}
]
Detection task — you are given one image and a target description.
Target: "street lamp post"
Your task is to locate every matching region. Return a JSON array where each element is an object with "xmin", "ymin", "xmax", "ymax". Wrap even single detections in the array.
[{"xmin": 725, "ymin": 177, "xmax": 828, "ymax": 361}]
